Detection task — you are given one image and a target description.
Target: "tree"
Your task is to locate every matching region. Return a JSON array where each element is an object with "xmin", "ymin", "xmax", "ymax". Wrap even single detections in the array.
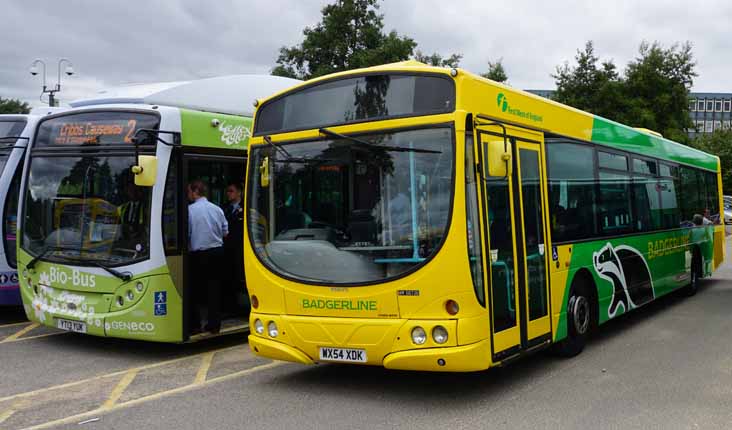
[
  {"xmin": 272, "ymin": 0, "xmax": 416, "ymax": 80},
  {"xmin": 692, "ymin": 129, "xmax": 732, "ymax": 194},
  {"xmin": 480, "ymin": 58, "xmax": 508, "ymax": 84},
  {"xmin": 623, "ymin": 41, "xmax": 696, "ymax": 144},
  {"xmin": 413, "ymin": 51, "xmax": 462, "ymax": 68},
  {"xmin": 0, "ymin": 97, "xmax": 30, "ymax": 114},
  {"xmin": 272, "ymin": 0, "xmax": 461, "ymax": 80},
  {"xmin": 552, "ymin": 41, "xmax": 625, "ymax": 120},
  {"xmin": 552, "ymin": 40, "xmax": 697, "ymax": 144}
]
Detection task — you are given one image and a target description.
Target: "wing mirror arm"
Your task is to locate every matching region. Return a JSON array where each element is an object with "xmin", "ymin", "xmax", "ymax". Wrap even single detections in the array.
[{"xmin": 474, "ymin": 114, "xmax": 512, "ymax": 179}]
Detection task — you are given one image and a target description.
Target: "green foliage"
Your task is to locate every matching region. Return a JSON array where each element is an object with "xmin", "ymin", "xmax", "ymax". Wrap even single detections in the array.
[
  {"xmin": 692, "ymin": 129, "xmax": 732, "ymax": 194},
  {"xmin": 413, "ymin": 51, "xmax": 462, "ymax": 68},
  {"xmin": 623, "ymin": 41, "xmax": 696, "ymax": 144},
  {"xmin": 552, "ymin": 42, "xmax": 624, "ymax": 120},
  {"xmin": 480, "ymin": 58, "xmax": 508, "ymax": 83},
  {"xmin": 272, "ymin": 0, "xmax": 416, "ymax": 80},
  {"xmin": 0, "ymin": 97, "xmax": 30, "ymax": 114},
  {"xmin": 552, "ymin": 41, "xmax": 696, "ymax": 144}
]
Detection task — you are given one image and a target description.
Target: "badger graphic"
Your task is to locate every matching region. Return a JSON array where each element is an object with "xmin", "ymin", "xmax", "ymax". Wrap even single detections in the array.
[{"xmin": 592, "ymin": 243, "xmax": 654, "ymax": 318}]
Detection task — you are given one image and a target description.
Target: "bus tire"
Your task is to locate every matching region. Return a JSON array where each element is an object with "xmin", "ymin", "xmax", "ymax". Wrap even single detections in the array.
[
  {"xmin": 683, "ymin": 249, "xmax": 702, "ymax": 297},
  {"xmin": 553, "ymin": 280, "xmax": 594, "ymax": 357}
]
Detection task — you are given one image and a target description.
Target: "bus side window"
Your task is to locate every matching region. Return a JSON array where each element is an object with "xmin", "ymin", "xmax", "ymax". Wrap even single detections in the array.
[{"xmin": 545, "ymin": 141, "xmax": 597, "ymax": 242}]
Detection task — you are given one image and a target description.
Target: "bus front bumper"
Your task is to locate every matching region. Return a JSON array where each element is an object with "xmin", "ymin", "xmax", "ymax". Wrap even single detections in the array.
[
  {"xmin": 248, "ymin": 334, "xmax": 491, "ymax": 372},
  {"xmin": 248, "ymin": 313, "xmax": 492, "ymax": 372}
]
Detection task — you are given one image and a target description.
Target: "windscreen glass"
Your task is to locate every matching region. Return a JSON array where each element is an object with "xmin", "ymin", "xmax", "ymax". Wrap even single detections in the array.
[{"xmin": 248, "ymin": 127, "xmax": 454, "ymax": 284}]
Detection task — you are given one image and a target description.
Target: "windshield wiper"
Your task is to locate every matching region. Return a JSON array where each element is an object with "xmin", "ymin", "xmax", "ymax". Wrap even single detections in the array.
[
  {"xmin": 26, "ymin": 246, "xmax": 132, "ymax": 281},
  {"xmin": 27, "ymin": 246, "xmax": 57, "ymax": 269},
  {"xmin": 27, "ymin": 245, "xmax": 87, "ymax": 269},
  {"xmin": 87, "ymin": 260, "xmax": 132, "ymax": 282},
  {"xmin": 263, "ymin": 135, "xmax": 293, "ymax": 158},
  {"xmin": 318, "ymin": 128, "xmax": 441, "ymax": 154}
]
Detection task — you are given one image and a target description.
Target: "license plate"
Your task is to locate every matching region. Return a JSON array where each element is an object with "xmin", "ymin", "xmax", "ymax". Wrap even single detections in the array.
[
  {"xmin": 319, "ymin": 347, "xmax": 367, "ymax": 363},
  {"xmin": 56, "ymin": 318, "xmax": 87, "ymax": 333}
]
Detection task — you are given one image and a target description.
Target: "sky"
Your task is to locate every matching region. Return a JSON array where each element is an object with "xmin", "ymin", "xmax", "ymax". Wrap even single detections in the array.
[{"xmin": 3, "ymin": 0, "xmax": 730, "ymax": 107}]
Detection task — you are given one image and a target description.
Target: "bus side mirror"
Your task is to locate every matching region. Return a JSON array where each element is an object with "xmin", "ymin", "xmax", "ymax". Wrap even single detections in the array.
[
  {"xmin": 260, "ymin": 156, "xmax": 270, "ymax": 188},
  {"xmin": 484, "ymin": 140, "xmax": 512, "ymax": 177},
  {"xmin": 132, "ymin": 155, "xmax": 157, "ymax": 187}
]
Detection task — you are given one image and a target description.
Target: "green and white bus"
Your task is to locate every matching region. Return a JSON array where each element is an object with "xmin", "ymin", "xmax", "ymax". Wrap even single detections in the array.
[{"xmin": 17, "ymin": 75, "xmax": 298, "ymax": 342}]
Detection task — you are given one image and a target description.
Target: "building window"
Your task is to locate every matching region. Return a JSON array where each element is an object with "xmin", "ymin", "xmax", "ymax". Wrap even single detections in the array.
[
  {"xmin": 725, "ymin": 100, "xmax": 731, "ymax": 112},
  {"xmin": 705, "ymin": 121, "xmax": 713, "ymax": 133},
  {"xmin": 689, "ymin": 99, "xmax": 696, "ymax": 111},
  {"xmin": 723, "ymin": 121, "xmax": 731, "ymax": 130},
  {"xmin": 707, "ymin": 100, "xmax": 714, "ymax": 112},
  {"xmin": 714, "ymin": 121, "xmax": 722, "ymax": 131},
  {"xmin": 697, "ymin": 99, "xmax": 705, "ymax": 111},
  {"xmin": 696, "ymin": 120, "xmax": 705, "ymax": 132},
  {"xmin": 715, "ymin": 100, "xmax": 723, "ymax": 112}
]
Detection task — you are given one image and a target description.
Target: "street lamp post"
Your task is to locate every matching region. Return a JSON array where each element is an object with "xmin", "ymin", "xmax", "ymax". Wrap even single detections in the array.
[{"xmin": 30, "ymin": 58, "xmax": 74, "ymax": 107}]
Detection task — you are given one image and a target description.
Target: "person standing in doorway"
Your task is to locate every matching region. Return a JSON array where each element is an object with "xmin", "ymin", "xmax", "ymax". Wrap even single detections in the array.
[
  {"xmin": 222, "ymin": 182, "xmax": 248, "ymax": 314},
  {"xmin": 187, "ymin": 180, "xmax": 228, "ymax": 334}
]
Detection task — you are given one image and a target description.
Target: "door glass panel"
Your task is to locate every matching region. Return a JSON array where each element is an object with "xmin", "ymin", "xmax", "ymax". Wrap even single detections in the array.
[
  {"xmin": 485, "ymin": 175, "xmax": 515, "ymax": 332},
  {"xmin": 518, "ymin": 149, "xmax": 548, "ymax": 321},
  {"xmin": 465, "ymin": 136, "xmax": 485, "ymax": 306}
]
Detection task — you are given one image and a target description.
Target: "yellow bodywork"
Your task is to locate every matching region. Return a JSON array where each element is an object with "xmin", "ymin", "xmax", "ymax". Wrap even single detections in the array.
[{"xmin": 244, "ymin": 61, "xmax": 722, "ymax": 371}]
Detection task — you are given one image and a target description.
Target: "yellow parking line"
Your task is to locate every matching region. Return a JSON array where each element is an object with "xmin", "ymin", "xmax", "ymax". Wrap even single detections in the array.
[
  {"xmin": 0, "ymin": 408, "xmax": 16, "ymax": 426},
  {"xmin": 0, "ymin": 344, "xmax": 243, "ymax": 404},
  {"xmin": 2, "ymin": 331, "xmax": 68, "ymax": 343},
  {"xmin": 0, "ymin": 399, "xmax": 29, "ymax": 426},
  {"xmin": 194, "ymin": 351, "xmax": 216, "ymax": 384},
  {"xmin": 1, "ymin": 323, "xmax": 39, "ymax": 342},
  {"xmin": 101, "ymin": 369, "xmax": 139, "ymax": 409},
  {"xmin": 0, "ymin": 321, "xmax": 31, "ymax": 329},
  {"xmin": 21, "ymin": 361, "xmax": 285, "ymax": 430}
]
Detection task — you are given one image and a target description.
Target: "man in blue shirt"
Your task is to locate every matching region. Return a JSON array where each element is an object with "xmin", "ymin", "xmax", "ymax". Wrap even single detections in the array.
[{"xmin": 187, "ymin": 180, "xmax": 228, "ymax": 334}]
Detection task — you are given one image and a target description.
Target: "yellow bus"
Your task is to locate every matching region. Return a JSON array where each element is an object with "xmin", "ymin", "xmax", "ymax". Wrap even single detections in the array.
[{"xmin": 244, "ymin": 61, "xmax": 724, "ymax": 371}]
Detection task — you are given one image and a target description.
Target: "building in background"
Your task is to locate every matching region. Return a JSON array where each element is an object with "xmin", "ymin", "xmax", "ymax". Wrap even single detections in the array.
[
  {"xmin": 526, "ymin": 90, "xmax": 732, "ymax": 138},
  {"xmin": 689, "ymin": 93, "xmax": 732, "ymax": 137}
]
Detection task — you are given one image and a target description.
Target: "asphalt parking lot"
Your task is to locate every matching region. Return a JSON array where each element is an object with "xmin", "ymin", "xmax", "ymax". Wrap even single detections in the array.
[{"xmin": 2, "ymin": 250, "xmax": 732, "ymax": 430}]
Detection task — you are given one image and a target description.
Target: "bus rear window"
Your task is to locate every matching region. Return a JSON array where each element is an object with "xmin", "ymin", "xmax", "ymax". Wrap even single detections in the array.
[{"xmin": 254, "ymin": 74, "xmax": 455, "ymax": 135}]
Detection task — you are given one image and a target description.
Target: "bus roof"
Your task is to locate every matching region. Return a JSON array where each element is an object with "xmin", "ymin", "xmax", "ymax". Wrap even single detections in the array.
[
  {"xmin": 70, "ymin": 74, "xmax": 300, "ymax": 117},
  {"xmin": 255, "ymin": 61, "xmax": 717, "ymax": 171}
]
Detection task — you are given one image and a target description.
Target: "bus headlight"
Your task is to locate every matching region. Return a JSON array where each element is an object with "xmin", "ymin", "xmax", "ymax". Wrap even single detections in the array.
[
  {"xmin": 116, "ymin": 296, "xmax": 124, "ymax": 307},
  {"xmin": 432, "ymin": 326, "xmax": 448, "ymax": 344},
  {"xmin": 135, "ymin": 282, "xmax": 144, "ymax": 293},
  {"xmin": 411, "ymin": 326, "xmax": 426, "ymax": 345},
  {"xmin": 126, "ymin": 290, "xmax": 134, "ymax": 301},
  {"xmin": 254, "ymin": 319, "xmax": 264, "ymax": 335},
  {"xmin": 267, "ymin": 321, "xmax": 278, "ymax": 338}
]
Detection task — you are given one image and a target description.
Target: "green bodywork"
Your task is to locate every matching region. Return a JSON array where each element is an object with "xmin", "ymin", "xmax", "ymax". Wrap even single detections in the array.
[
  {"xmin": 591, "ymin": 117, "xmax": 718, "ymax": 171},
  {"xmin": 554, "ymin": 227, "xmax": 715, "ymax": 341},
  {"xmin": 180, "ymin": 109, "xmax": 252, "ymax": 150},
  {"xmin": 548, "ymin": 117, "xmax": 722, "ymax": 342},
  {"xmin": 18, "ymin": 244, "xmax": 183, "ymax": 343}
]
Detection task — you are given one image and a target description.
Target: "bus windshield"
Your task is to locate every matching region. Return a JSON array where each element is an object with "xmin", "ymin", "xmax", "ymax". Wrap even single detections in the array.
[
  {"xmin": 21, "ymin": 154, "xmax": 152, "ymax": 267},
  {"xmin": 248, "ymin": 126, "xmax": 453, "ymax": 284}
]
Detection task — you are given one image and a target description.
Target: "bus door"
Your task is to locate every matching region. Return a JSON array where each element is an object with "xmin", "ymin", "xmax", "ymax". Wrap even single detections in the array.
[
  {"xmin": 181, "ymin": 152, "xmax": 248, "ymax": 337},
  {"xmin": 476, "ymin": 123, "xmax": 552, "ymax": 361}
]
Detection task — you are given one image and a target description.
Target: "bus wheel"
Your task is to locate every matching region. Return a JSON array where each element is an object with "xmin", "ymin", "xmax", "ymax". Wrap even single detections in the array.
[
  {"xmin": 553, "ymin": 282, "xmax": 593, "ymax": 357},
  {"xmin": 683, "ymin": 250, "xmax": 702, "ymax": 297}
]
